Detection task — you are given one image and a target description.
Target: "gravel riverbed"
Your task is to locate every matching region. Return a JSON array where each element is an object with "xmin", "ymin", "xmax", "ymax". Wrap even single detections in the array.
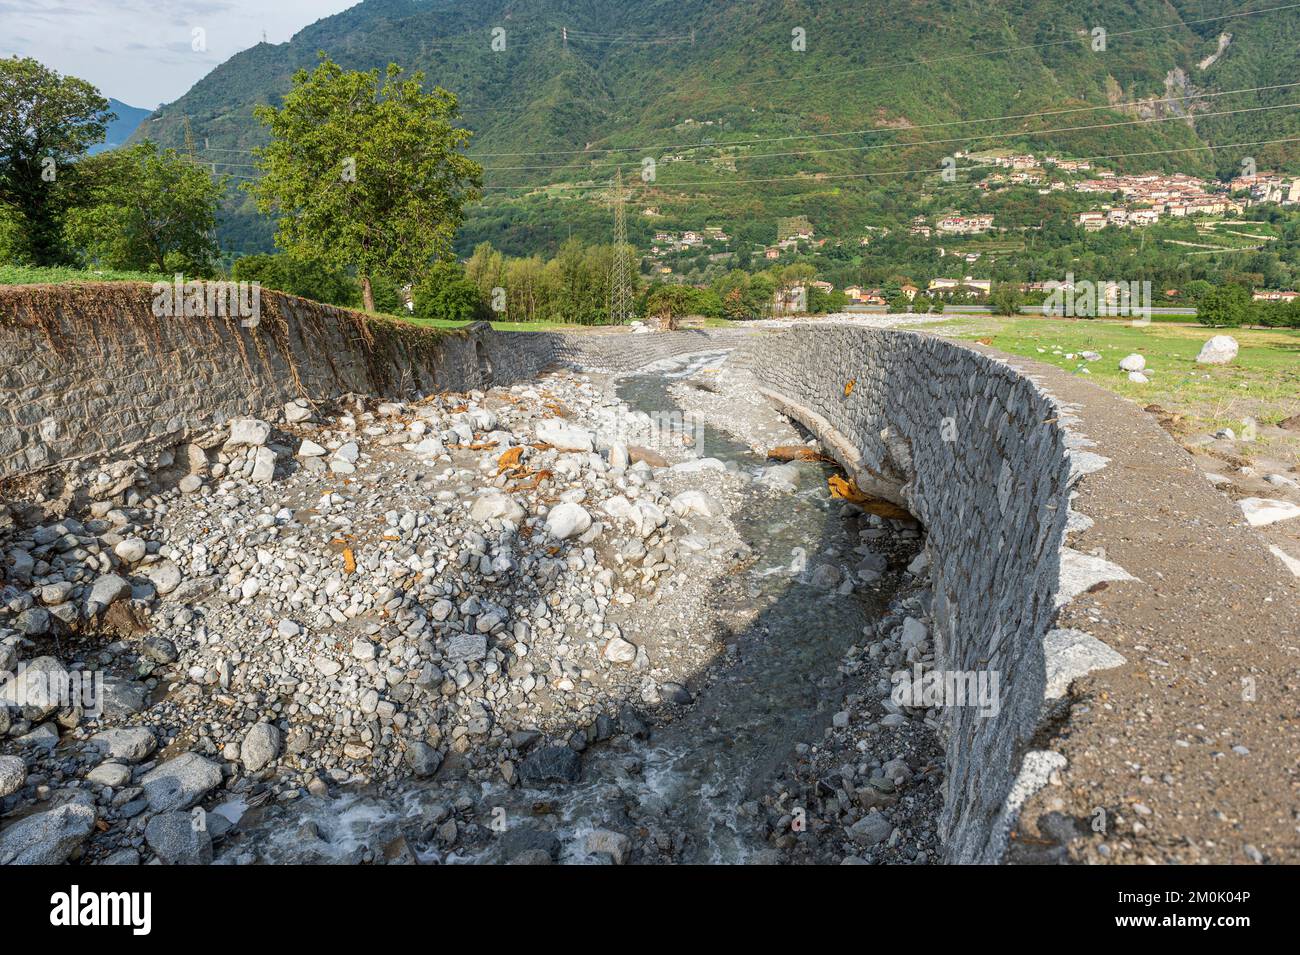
[{"xmin": 0, "ymin": 353, "xmax": 945, "ymax": 865}]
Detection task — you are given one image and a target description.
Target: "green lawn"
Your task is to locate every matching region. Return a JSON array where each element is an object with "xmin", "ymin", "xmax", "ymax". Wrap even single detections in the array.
[
  {"xmin": 0, "ymin": 264, "xmax": 170, "ymax": 285},
  {"xmin": 931, "ymin": 315, "xmax": 1300, "ymax": 434}
]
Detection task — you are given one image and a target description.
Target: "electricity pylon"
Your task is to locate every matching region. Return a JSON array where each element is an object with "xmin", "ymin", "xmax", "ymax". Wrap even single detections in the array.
[{"xmin": 607, "ymin": 168, "xmax": 636, "ymax": 324}]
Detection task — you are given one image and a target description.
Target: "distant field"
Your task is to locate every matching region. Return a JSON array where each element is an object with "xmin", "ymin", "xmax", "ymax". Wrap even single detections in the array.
[{"xmin": 929, "ymin": 315, "xmax": 1300, "ymax": 435}]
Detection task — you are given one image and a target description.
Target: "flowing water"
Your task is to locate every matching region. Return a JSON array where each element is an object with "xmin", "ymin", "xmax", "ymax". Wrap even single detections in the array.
[{"xmin": 222, "ymin": 353, "xmax": 906, "ymax": 864}]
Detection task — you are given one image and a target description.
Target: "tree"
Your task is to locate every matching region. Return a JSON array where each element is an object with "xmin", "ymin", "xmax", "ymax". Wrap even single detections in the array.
[
  {"xmin": 68, "ymin": 142, "xmax": 225, "ymax": 274},
  {"xmin": 0, "ymin": 57, "xmax": 112, "ymax": 264},
  {"xmin": 1196, "ymin": 284, "xmax": 1251, "ymax": 327},
  {"xmin": 248, "ymin": 56, "xmax": 482, "ymax": 312},
  {"xmin": 989, "ymin": 285, "xmax": 1023, "ymax": 316},
  {"xmin": 413, "ymin": 261, "xmax": 487, "ymax": 322},
  {"xmin": 645, "ymin": 285, "xmax": 694, "ymax": 330}
]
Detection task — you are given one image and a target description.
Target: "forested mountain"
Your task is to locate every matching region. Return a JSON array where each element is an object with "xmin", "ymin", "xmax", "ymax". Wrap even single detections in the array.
[
  {"xmin": 134, "ymin": 0, "xmax": 1300, "ymax": 256},
  {"xmin": 88, "ymin": 99, "xmax": 152, "ymax": 155}
]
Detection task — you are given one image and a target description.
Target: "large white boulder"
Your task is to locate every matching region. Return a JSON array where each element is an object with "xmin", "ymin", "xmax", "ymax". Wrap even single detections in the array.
[
  {"xmin": 227, "ymin": 417, "xmax": 271, "ymax": 448},
  {"xmin": 1118, "ymin": 353, "xmax": 1146, "ymax": 372},
  {"xmin": 536, "ymin": 420, "xmax": 595, "ymax": 452},
  {"xmin": 1196, "ymin": 335, "xmax": 1239, "ymax": 365},
  {"xmin": 545, "ymin": 502, "xmax": 592, "ymax": 540},
  {"xmin": 1239, "ymin": 497, "xmax": 1300, "ymax": 527},
  {"xmin": 469, "ymin": 491, "xmax": 525, "ymax": 524}
]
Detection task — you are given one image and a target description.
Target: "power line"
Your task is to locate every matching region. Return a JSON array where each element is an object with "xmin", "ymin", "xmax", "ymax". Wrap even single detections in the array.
[
  {"xmin": 477, "ymin": 136, "xmax": 1300, "ymax": 195},
  {"xmin": 479, "ymin": 83, "xmax": 1300, "ymax": 168},
  {"xmin": 477, "ymin": 102, "xmax": 1300, "ymax": 185}
]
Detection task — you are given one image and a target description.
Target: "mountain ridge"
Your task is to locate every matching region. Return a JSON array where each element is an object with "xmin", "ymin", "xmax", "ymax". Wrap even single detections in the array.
[{"xmin": 133, "ymin": 0, "xmax": 1300, "ymax": 255}]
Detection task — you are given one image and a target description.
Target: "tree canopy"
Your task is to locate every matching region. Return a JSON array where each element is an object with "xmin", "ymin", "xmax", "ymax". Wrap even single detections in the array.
[
  {"xmin": 248, "ymin": 55, "xmax": 483, "ymax": 311},
  {"xmin": 0, "ymin": 56, "xmax": 112, "ymax": 264},
  {"xmin": 69, "ymin": 142, "xmax": 226, "ymax": 274}
]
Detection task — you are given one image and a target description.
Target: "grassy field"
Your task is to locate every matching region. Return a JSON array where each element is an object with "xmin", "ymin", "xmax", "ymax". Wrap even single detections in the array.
[
  {"xmin": 929, "ymin": 315, "xmax": 1300, "ymax": 435},
  {"xmin": 0, "ymin": 264, "xmax": 170, "ymax": 285}
]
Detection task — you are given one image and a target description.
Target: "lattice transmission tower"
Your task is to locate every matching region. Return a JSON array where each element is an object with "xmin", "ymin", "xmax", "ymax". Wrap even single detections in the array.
[{"xmin": 607, "ymin": 168, "xmax": 637, "ymax": 324}]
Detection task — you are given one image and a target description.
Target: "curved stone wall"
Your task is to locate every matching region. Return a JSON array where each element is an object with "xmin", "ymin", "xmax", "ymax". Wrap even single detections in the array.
[{"xmin": 736, "ymin": 326, "xmax": 1079, "ymax": 862}]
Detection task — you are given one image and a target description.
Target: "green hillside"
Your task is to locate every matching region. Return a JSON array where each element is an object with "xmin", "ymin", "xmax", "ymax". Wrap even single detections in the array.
[{"xmin": 134, "ymin": 0, "xmax": 1300, "ymax": 257}]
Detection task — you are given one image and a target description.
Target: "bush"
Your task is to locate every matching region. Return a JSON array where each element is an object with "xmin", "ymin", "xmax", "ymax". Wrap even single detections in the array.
[
  {"xmin": 1253, "ymin": 299, "xmax": 1300, "ymax": 328},
  {"xmin": 413, "ymin": 262, "xmax": 488, "ymax": 323},
  {"xmin": 989, "ymin": 285, "xmax": 1023, "ymax": 316},
  {"xmin": 1196, "ymin": 284, "xmax": 1251, "ymax": 327}
]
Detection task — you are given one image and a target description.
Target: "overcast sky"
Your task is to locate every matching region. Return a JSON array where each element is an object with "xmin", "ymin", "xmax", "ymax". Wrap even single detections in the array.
[{"xmin": 1, "ymin": 0, "xmax": 361, "ymax": 109}]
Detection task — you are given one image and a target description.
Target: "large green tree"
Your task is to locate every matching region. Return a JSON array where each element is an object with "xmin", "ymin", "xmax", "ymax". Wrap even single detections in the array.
[
  {"xmin": 0, "ymin": 57, "xmax": 112, "ymax": 264},
  {"xmin": 68, "ymin": 142, "xmax": 225, "ymax": 274},
  {"xmin": 1196, "ymin": 284, "xmax": 1252, "ymax": 328},
  {"xmin": 249, "ymin": 56, "xmax": 482, "ymax": 311}
]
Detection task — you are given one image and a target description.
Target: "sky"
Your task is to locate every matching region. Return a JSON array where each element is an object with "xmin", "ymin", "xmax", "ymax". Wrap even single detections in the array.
[{"xmin": 0, "ymin": 0, "xmax": 361, "ymax": 109}]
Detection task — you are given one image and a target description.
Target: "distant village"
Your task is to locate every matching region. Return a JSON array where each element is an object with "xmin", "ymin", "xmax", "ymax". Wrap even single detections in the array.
[
  {"xmin": 639, "ymin": 149, "xmax": 1300, "ymax": 308},
  {"xmin": 970, "ymin": 150, "xmax": 1300, "ymax": 230}
]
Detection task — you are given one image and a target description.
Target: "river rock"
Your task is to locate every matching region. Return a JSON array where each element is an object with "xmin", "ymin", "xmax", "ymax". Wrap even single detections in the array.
[
  {"xmin": 87, "ymin": 573, "xmax": 132, "ymax": 614},
  {"xmin": 15, "ymin": 606, "xmax": 51, "ymax": 636},
  {"xmin": 671, "ymin": 489, "xmax": 722, "ymax": 518},
  {"xmin": 546, "ymin": 502, "xmax": 592, "ymax": 540},
  {"xmin": 141, "ymin": 752, "xmax": 223, "ymax": 812},
  {"xmin": 1196, "ymin": 335, "xmax": 1238, "ymax": 365},
  {"xmin": 250, "ymin": 447, "xmax": 278, "ymax": 483},
  {"xmin": 142, "ymin": 559, "xmax": 183, "ymax": 596},
  {"xmin": 536, "ymin": 421, "xmax": 594, "ymax": 452},
  {"xmin": 0, "ymin": 754, "xmax": 26, "ymax": 797},
  {"xmin": 0, "ymin": 655, "xmax": 68, "ymax": 720},
  {"xmin": 585, "ymin": 829, "xmax": 631, "ymax": 864},
  {"xmin": 405, "ymin": 741, "xmax": 443, "ymax": 777},
  {"xmin": 470, "ymin": 491, "xmax": 525, "ymax": 524},
  {"xmin": 1239, "ymin": 497, "xmax": 1300, "ymax": 526},
  {"xmin": 445, "ymin": 632, "xmax": 487, "ymax": 664},
  {"xmin": 114, "ymin": 537, "xmax": 147, "ymax": 564},
  {"xmin": 847, "ymin": 811, "xmax": 893, "ymax": 846},
  {"xmin": 603, "ymin": 637, "xmax": 638, "ymax": 664},
  {"xmin": 240, "ymin": 722, "xmax": 282, "ymax": 772},
  {"xmin": 86, "ymin": 762, "xmax": 132, "ymax": 787},
  {"xmin": 0, "ymin": 796, "xmax": 96, "ymax": 864},
  {"xmin": 227, "ymin": 418, "xmax": 271, "ymax": 448},
  {"xmin": 145, "ymin": 811, "xmax": 214, "ymax": 865},
  {"xmin": 519, "ymin": 745, "xmax": 581, "ymax": 785},
  {"xmin": 91, "ymin": 726, "xmax": 157, "ymax": 762}
]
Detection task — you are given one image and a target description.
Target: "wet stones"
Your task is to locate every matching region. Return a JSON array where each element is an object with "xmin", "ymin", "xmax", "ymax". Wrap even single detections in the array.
[
  {"xmin": 519, "ymin": 745, "xmax": 582, "ymax": 785},
  {"xmin": 140, "ymin": 752, "xmax": 223, "ymax": 812}
]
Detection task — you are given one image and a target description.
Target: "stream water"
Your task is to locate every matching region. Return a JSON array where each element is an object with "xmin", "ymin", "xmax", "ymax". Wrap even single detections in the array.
[{"xmin": 220, "ymin": 353, "xmax": 904, "ymax": 864}]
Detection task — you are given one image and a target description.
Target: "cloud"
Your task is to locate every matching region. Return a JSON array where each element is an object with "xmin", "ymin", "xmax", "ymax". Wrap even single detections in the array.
[{"xmin": 2, "ymin": 0, "xmax": 359, "ymax": 107}]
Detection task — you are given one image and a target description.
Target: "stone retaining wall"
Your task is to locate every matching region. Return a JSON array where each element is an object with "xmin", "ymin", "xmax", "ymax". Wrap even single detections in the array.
[
  {"xmin": 0, "ymin": 284, "xmax": 754, "ymax": 482},
  {"xmin": 736, "ymin": 326, "xmax": 1077, "ymax": 863}
]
